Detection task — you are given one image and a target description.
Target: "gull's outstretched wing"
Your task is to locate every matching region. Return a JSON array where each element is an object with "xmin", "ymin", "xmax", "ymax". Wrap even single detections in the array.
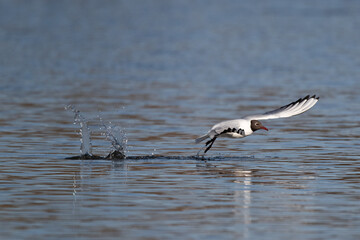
[{"xmin": 243, "ymin": 95, "xmax": 319, "ymax": 121}]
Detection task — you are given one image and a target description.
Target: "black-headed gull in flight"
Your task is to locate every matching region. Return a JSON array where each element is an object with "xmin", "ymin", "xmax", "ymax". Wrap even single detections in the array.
[{"xmin": 195, "ymin": 95, "xmax": 319, "ymax": 155}]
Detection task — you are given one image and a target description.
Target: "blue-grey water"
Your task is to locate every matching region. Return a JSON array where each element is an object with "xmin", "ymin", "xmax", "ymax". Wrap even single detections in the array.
[{"xmin": 1, "ymin": 1, "xmax": 360, "ymax": 239}]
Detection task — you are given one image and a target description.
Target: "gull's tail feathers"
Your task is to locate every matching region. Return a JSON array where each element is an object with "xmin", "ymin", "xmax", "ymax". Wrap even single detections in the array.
[{"xmin": 195, "ymin": 134, "xmax": 209, "ymax": 144}]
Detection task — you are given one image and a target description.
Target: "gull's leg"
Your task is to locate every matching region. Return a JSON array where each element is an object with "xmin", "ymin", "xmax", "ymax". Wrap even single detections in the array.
[
  {"xmin": 204, "ymin": 137, "xmax": 217, "ymax": 154},
  {"xmin": 196, "ymin": 137, "xmax": 217, "ymax": 159}
]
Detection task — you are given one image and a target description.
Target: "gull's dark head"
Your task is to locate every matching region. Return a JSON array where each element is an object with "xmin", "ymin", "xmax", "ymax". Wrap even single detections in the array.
[{"xmin": 250, "ymin": 120, "xmax": 269, "ymax": 132}]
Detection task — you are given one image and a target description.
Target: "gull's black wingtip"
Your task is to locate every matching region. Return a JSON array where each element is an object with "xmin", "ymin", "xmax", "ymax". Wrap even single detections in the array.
[{"xmin": 310, "ymin": 94, "xmax": 320, "ymax": 100}]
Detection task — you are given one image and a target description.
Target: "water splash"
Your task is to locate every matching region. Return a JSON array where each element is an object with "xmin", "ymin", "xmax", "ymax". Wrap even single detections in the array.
[
  {"xmin": 66, "ymin": 105, "xmax": 127, "ymax": 160},
  {"xmin": 100, "ymin": 120, "xmax": 128, "ymax": 159},
  {"xmin": 65, "ymin": 105, "xmax": 92, "ymax": 156}
]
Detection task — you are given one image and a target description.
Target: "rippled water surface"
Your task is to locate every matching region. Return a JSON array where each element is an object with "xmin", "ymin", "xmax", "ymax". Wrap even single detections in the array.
[{"xmin": 1, "ymin": 1, "xmax": 360, "ymax": 239}]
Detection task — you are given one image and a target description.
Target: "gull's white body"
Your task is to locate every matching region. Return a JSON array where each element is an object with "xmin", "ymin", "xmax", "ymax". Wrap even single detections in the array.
[
  {"xmin": 204, "ymin": 119, "xmax": 253, "ymax": 140},
  {"xmin": 195, "ymin": 95, "xmax": 319, "ymax": 153}
]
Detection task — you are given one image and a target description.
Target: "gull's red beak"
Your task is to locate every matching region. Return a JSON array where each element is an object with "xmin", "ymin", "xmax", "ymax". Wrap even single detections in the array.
[{"xmin": 261, "ymin": 126, "xmax": 269, "ymax": 131}]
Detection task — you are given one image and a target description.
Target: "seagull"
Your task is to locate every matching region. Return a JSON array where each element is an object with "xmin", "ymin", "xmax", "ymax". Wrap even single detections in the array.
[{"xmin": 195, "ymin": 95, "xmax": 319, "ymax": 155}]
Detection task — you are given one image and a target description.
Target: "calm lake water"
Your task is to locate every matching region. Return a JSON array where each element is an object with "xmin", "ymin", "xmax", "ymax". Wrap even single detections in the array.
[{"xmin": 1, "ymin": 1, "xmax": 360, "ymax": 239}]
